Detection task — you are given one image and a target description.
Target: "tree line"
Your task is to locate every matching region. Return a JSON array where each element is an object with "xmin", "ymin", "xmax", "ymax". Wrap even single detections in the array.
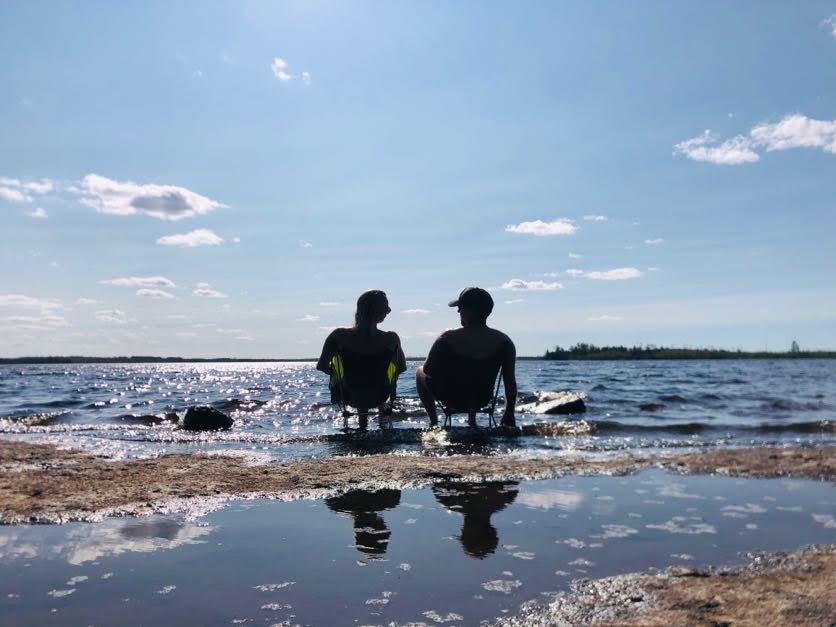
[{"xmin": 540, "ymin": 343, "xmax": 836, "ymax": 360}]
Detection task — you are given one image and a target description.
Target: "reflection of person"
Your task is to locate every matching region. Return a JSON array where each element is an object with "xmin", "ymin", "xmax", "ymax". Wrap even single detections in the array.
[
  {"xmin": 316, "ymin": 290, "xmax": 407, "ymax": 430},
  {"xmin": 416, "ymin": 287, "xmax": 517, "ymax": 427},
  {"xmin": 432, "ymin": 481, "xmax": 519, "ymax": 558},
  {"xmin": 325, "ymin": 489, "xmax": 401, "ymax": 558}
]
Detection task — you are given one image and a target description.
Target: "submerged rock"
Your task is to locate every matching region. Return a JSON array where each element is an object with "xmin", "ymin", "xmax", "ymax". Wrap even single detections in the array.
[
  {"xmin": 180, "ymin": 406, "xmax": 233, "ymax": 431},
  {"xmin": 517, "ymin": 391, "xmax": 587, "ymax": 415}
]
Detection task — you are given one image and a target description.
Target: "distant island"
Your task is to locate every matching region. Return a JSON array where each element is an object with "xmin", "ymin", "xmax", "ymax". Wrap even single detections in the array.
[
  {"xmin": 2, "ymin": 343, "xmax": 835, "ymax": 364},
  {"xmin": 540, "ymin": 342, "xmax": 836, "ymax": 360}
]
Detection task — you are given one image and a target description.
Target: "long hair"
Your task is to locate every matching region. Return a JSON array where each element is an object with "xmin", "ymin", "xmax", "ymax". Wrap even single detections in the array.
[{"xmin": 354, "ymin": 290, "xmax": 389, "ymax": 335}]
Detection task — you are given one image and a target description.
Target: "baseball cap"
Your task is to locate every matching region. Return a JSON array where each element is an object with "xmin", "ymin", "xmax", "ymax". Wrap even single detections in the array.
[{"xmin": 448, "ymin": 287, "xmax": 494, "ymax": 316}]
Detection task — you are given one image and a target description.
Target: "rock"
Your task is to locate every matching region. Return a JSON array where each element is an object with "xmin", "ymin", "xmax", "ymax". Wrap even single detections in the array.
[
  {"xmin": 180, "ymin": 406, "xmax": 233, "ymax": 431},
  {"xmin": 517, "ymin": 391, "xmax": 587, "ymax": 415},
  {"xmin": 120, "ymin": 413, "xmax": 180, "ymax": 426}
]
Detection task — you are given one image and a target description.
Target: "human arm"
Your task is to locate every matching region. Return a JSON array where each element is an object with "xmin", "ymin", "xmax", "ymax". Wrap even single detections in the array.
[
  {"xmin": 501, "ymin": 338, "xmax": 517, "ymax": 425},
  {"xmin": 315, "ymin": 330, "xmax": 341, "ymax": 374}
]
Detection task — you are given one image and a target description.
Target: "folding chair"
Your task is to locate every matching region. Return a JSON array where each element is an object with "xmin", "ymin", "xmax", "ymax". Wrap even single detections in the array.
[{"xmin": 330, "ymin": 346, "xmax": 400, "ymax": 430}]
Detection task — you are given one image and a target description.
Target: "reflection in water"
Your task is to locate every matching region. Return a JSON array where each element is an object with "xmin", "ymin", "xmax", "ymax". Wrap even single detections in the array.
[
  {"xmin": 0, "ymin": 516, "xmax": 213, "ymax": 566},
  {"xmin": 326, "ymin": 489, "xmax": 401, "ymax": 559},
  {"xmin": 432, "ymin": 481, "xmax": 519, "ymax": 558}
]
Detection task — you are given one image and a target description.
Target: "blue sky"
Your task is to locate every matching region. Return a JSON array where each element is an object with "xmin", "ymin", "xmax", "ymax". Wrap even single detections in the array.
[{"xmin": 1, "ymin": 1, "xmax": 835, "ymax": 358}]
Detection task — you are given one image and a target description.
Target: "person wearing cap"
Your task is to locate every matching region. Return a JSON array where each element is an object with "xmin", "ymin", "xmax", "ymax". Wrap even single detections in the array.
[{"xmin": 415, "ymin": 287, "xmax": 517, "ymax": 427}]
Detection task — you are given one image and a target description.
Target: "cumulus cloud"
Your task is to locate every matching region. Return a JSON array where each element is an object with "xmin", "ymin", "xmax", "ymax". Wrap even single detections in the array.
[
  {"xmin": 565, "ymin": 269, "xmax": 585, "ymax": 277},
  {"xmin": 193, "ymin": 282, "xmax": 227, "ymax": 298},
  {"xmin": 299, "ymin": 240, "xmax": 313, "ymax": 248},
  {"xmin": 298, "ymin": 314, "xmax": 320, "ymax": 322},
  {"xmin": 644, "ymin": 238, "xmax": 664, "ymax": 245},
  {"xmin": 673, "ymin": 131, "xmax": 759, "ymax": 165},
  {"xmin": 25, "ymin": 207, "xmax": 48, "ymax": 219},
  {"xmin": 675, "ymin": 114, "xmax": 836, "ymax": 165},
  {"xmin": 584, "ymin": 267, "xmax": 643, "ymax": 280},
  {"xmin": 0, "ymin": 314, "xmax": 70, "ymax": 332},
  {"xmin": 0, "ymin": 177, "xmax": 52, "ymax": 203},
  {"xmin": 402, "ymin": 308, "xmax": 431, "ymax": 314},
  {"xmin": 271, "ymin": 57, "xmax": 310, "ymax": 84},
  {"xmin": 0, "ymin": 186, "xmax": 31, "ymax": 203},
  {"xmin": 0, "ymin": 294, "xmax": 61, "ymax": 310},
  {"xmin": 100, "ymin": 276, "xmax": 176, "ymax": 289},
  {"xmin": 501, "ymin": 279, "xmax": 564, "ymax": 291},
  {"xmin": 568, "ymin": 252, "xmax": 582, "ymax": 259},
  {"xmin": 156, "ymin": 228, "xmax": 224, "ymax": 247},
  {"xmin": 583, "ymin": 215, "xmax": 608, "ymax": 222},
  {"xmin": 750, "ymin": 114, "xmax": 836, "ymax": 153},
  {"xmin": 79, "ymin": 174, "xmax": 226, "ymax": 220},
  {"xmin": 95, "ymin": 309, "xmax": 128, "ymax": 324},
  {"xmin": 505, "ymin": 219, "xmax": 577, "ymax": 236},
  {"xmin": 136, "ymin": 288, "xmax": 175, "ymax": 300},
  {"xmin": 825, "ymin": 14, "xmax": 836, "ymax": 37}
]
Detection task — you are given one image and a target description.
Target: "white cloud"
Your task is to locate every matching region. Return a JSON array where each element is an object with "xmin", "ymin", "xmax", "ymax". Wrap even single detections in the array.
[
  {"xmin": 136, "ymin": 288, "xmax": 175, "ymax": 300},
  {"xmin": 673, "ymin": 130, "xmax": 759, "ymax": 165},
  {"xmin": 100, "ymin": 276, "xmax": 176, "ymax": 288},
  {"xmin": 565, "ymin": 269, "xmax": 585, "ymax": 277},
  {"xmin": 0, "ymin": 294, "xmax": 61, "ymax": 310},
  {"xmin": 23, "ymin": 179, "xmax": 53, "ymax": 194},
  {"xmin": 25, "ymin": 207, "xmax": 48, "ymax": 219},
  {"xmin": 75, "ymin": 298, "xmax": 98, "ymax": 306},
  {"xmin": 0, "ymin": 314, "xmax": 70, "ymax": 332},
  {"xmin": 95, "ymin": 309, "xmax": 128, "ymax": 324},
  {"xmin": 501, "ymin": 279, "xmax": 564, "ymax": 291},
  {"xmin": 647, "ymin": 266, "xmax": 661, "ymax": 272},
  {"xmin": 79, "ymin": 174, "xmax": 226, "ymax": 221},
  {"xmin": 825, "ymin": 14, "xmax": 836, "ymax": 37},
  {"xmin": 505, "ymin": 219, "xmax": 577, "ymax": 236},
  {"xmin": 192, "ymin": 69, "xmax": 203, "ymax": 79},
  {"xmin": 504, "ymin": 298, "xmax": 525, "ymax": 304},
  {"xmin": 588, "ymin": 314, "xmax": 622, "ymax": 321},
  {"xmin": 750, "ymin": 114, "xmax": 836, "ymax": 153},
  {"xmin": 675, "ymin": 115, "xmax": 836, "ymax": 165},
  {"xmin": 232, "ymin": 237, "xmax": 241, "ymax": 244},
  {"xmin": 271, "ymin": 57, "xmax": 309, "ymax": 84},
  {"xmin": 271, "ymin": 57, "xmax": 292, "ymax": 81},
  {"xmin": 156, "ymin": 228, "xmax": 224, "ymax": 247},
  {"xmin": 299, "ymin": 240, "xmax": 313, "ymax": 248},
  {"xmin": 583, "ymin": 215, "xmax": 608, "ymax": 222},
  {"xmin": 644, "ymin": 238, "xmax": 664, "ymax": 245},
  {"xmin": 402, "ymin": 308, "xmax": 431, "ymax": 314},
  {"xmin": 0, "ymin": 186, "xmax": 31, "ymax": 203},
  {"xmin": 193, "ymin": 283, "xmax": 227, "ymax": 298},
  {"xmin": 584, "ymin": 267, "xmax": 643, "ymax": 280},
  {"xmin": 298, "ymin": 314, "xmax": 320, "ymax": 322},
  {"xmin": 568, "ymin": 252, "xmax": 582, "ymax": 259}
]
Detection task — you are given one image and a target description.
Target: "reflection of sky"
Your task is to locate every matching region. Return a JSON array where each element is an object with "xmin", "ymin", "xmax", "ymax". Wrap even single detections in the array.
[
  {"xmin": 517, "ymin": 489, "xmax": 583, "ymax": 511},
  {"xmin": 0, "ymin": 516, "xmax": 213, "ymax": 565}
]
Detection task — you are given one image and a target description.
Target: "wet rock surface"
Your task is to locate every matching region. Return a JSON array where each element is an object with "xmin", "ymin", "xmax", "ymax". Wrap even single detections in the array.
[
  {"xmin": 516, "ymin": 391, "xmax": 587, "ymax": 415},
  {"xmin": 180, "ymin": 406, "xmax": 233, "ymax": 431},
  {"xmin": 0, "ymin": 442, "xmax": 832, "ymax": 524},
  {"xmin": 492, "ymin": 545, "xmax": 836, "ymax": 626}
]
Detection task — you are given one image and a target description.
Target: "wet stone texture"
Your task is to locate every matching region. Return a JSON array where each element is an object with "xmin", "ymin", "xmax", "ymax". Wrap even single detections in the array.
[{"xmin": 0, "ymin": 441, "xmax": 832, "ymax": 523}]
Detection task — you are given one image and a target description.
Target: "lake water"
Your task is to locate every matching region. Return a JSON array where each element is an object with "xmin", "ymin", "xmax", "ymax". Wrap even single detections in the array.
[
  {"xmin": 1, "ymin": 359, "xmax": 833, "ymax": 462},
  {"xmin": 1, "ymin": 471, "xmax": 834, "ymax": 625}
]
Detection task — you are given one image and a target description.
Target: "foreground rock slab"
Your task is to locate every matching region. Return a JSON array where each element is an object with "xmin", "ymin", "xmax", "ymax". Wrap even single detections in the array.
[
  {"xmin": 491, "ymin": 544, "xmax": 836, "ymax": 626},
  {"xmin": 0, "ymin": 442, "xmax": 832, "ymax": 524}
]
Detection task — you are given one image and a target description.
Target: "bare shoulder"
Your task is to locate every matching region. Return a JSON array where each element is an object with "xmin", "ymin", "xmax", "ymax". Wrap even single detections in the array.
[
  {"xmin": 383, "ymin": 330, "xmax": 402, "ymax": 344},
  {"xmin": 491, "ymin": 328, "xmax": 516, "ymax": 350}
]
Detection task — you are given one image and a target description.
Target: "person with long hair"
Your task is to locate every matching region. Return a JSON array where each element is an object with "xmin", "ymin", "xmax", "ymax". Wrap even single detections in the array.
[{"xmin": 316, "ymin": 290, "xmax": 407, "ymax": 430}]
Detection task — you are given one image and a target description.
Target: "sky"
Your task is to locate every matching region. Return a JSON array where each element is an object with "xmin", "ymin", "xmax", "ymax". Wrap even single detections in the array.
[{"xmin": 1, "ymin": 1, "xmax": 835, "ymax": 358}]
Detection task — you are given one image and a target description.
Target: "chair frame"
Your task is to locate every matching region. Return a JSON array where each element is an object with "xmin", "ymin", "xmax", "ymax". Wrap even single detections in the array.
[
  {"xmin": 331, "ymin": 350, "xmax": 397, "ymax": 431},
  {"xmin": 438, "ymin": 369, "xmax": 503, "ymax": 429}
]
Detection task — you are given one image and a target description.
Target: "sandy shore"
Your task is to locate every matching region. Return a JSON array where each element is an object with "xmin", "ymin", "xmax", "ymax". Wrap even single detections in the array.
[
  {"xmin": 493, "ymin": 544, "xmax": 836, "ymax": 626},
  {"xmin": 0, "ymin": 441, "xmax": 832, "ymax": 524}
]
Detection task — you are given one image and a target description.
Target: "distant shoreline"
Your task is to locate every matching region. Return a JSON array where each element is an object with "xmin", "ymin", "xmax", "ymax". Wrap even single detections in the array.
[{"xmin": 1, "ymin": 352, "xmax": 836, "ymax": 364}]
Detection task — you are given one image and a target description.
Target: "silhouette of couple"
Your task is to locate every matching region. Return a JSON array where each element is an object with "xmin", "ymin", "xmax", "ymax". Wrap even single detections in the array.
[
  {"xmin": 326, "ymin": 481, "xmax": 519, "ymax": 560},
  {"xmin": 316, "ymin": 287, "xmax": 517, "ymax": 431}
]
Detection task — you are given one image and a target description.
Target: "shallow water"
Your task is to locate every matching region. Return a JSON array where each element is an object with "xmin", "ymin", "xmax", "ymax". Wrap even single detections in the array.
[
  {"xmin": 1, "ymin": 470, "xmax": 833, "ymax": 625},
  {"xmin": 1, "ymin": 359, "xmax": 833, "ymax": 462}
]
